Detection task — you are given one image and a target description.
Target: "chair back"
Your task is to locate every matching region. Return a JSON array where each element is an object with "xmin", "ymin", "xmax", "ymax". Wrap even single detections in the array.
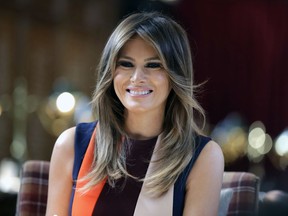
[
  {"xmin": 16, "ymin": 160, "xmax": 49, "ymax": 216},
  {"xmin": 222, "ymin": 172, "xmax": 260, "ymax": 216},
  {"xmin": 16, "ymin": 161, "xmax": 260, "ymax": 216}
]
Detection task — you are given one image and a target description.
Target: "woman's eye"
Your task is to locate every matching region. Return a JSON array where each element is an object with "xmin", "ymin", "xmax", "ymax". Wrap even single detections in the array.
[
  {"xmin": 117, "ymin": 61, "xmax": 134, "ymax": 68},
  {"xmin": 145, "ymin": 62, "xmax": 162, "ymax": 69}
]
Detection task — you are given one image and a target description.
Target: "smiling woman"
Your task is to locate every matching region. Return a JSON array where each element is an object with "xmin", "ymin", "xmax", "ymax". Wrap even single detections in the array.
[
  {"xmin": 46, "ymin": 12, "xmax": 224, "ymax": 216},
  {"xmin": 114, "ymin": 36, "xmax": 171, "ymax": 127}
]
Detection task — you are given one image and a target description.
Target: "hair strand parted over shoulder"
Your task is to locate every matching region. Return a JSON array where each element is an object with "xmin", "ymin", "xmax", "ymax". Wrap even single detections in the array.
[{"xmin": 83, "ymin": 11, "xmax": 206, "ymax": 197}]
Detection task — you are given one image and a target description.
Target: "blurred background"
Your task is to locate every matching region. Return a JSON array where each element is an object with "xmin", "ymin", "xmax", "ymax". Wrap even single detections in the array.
[{"xmin": 0, "ymin": 0, "xmax": 287, "ymax": 214}]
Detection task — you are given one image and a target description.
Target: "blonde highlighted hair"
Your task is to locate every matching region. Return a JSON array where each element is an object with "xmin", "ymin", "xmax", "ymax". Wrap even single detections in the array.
[{"xmin": 84, "ymin": 12, "xmax": 205, "ymax": 197}]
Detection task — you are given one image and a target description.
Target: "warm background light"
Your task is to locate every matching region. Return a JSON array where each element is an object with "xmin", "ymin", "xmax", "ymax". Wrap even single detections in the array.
[
  {"xmin": 275, "ymin": 130, "xmax": 288, "ymax": 157},
  {"xmin": 56, "ymin": 92, "xmax": 76, "ymax": 113}
]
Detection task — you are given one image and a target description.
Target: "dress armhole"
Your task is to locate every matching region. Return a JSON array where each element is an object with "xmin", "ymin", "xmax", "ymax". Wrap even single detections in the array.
[
  {"xmin": 72, "ymin": 121, "xmax": 97, "ymax": 180},
  {"xmin": 173, "ymin": 135, "xmax": 212, "ymax": 216},
  {"xmin": 69, "ymin": 121, "xmax": 97, "ymax": 215}
]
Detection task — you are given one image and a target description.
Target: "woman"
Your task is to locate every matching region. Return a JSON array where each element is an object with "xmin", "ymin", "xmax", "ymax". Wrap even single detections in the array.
[{"xmin": 46, "ymin": 12, "xmax": 224, "ymax": 216}]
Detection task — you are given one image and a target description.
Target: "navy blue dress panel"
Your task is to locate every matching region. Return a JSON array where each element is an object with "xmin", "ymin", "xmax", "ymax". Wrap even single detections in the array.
[
  {"xmin": 68, "ymin": 121, "xmax": 97, "ymax": 216},
  {"xmin": 72, "ymin": 121, "xmax": 97, "ymax": 179},
  {"xmin": 173, "ymin": 136, "xmax": 211, "ymax": 216}
]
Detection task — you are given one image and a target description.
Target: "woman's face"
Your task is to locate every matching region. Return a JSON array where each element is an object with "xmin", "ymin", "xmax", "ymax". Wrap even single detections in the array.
[{"xmin": 113, "ymin": 36, "xmax": 171, "ymax": 116}]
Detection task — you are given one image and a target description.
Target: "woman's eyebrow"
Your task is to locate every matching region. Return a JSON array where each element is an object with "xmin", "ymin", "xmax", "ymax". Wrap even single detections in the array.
[
  {"xmin": 117, "ymin": 56, "xmax": 160, "ymax": 62},
  {"xmin": 117, "ymin": 56, "xmax": 134, "ymax": 61},
  {"xmin": 144, "ymin": 57, "xmax": 161, "ymax": 62}
]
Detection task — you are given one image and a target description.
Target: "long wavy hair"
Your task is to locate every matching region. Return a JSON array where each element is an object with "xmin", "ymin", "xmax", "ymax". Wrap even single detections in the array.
[{"xmin": 84, "ymin": 12, "xmax": 205, "ymax": 197}]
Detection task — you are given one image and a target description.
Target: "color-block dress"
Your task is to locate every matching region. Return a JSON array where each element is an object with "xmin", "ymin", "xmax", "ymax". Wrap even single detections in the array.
[{"xmin": 69, "ymin": 122, "xmax": 211, "ymax": 216}]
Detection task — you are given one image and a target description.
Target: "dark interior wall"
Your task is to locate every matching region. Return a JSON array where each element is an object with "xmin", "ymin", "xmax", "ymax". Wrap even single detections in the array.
[
  {"xmin": 0, "ymin": 0, "xmax": 120, "ymax": 161},
  {"xmin": 174, "ymin": 0, "xmax": 288, "ymax": 137}
]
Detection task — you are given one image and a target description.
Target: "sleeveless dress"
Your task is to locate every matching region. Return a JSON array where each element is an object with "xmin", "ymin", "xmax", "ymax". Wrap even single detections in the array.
[{"xmin": 69, "ymin": 122, "xmax": 211, "ymax": 216}]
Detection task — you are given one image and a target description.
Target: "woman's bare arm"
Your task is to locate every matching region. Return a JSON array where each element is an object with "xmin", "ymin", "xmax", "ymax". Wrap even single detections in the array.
[
  {"xmin": 183, "ymin": 140, "xmax": 224, "ymax": 216},
  {"xmin": 46, "ymin": 127, "xmax": 75, "ymax": 216}
]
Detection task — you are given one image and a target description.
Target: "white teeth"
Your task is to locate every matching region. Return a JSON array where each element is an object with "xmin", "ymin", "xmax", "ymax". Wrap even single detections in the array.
[{"xmin": 129, "ymin": 90, "xmax": 151, "ymax": 95}]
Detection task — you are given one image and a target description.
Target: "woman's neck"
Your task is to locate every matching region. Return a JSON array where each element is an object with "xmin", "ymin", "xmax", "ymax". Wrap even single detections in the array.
[{"xmin": 124, "ymin": 111, "xmax": 164, "ymax": 140}]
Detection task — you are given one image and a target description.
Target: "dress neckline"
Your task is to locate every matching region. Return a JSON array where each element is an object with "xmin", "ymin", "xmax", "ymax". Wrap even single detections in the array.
[{"xmin": 127, "ymin": 136, "xmax": 158, "ymax": 146}]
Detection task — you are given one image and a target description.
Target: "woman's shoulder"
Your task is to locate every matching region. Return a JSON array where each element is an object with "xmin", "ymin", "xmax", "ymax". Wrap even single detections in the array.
[
  {"xmin": 54, "ymin": 127, "xmax": 76, "ymax": 152},
  {"xmin": 52, "ymin": 121, "xmax": 97, "ymax": 158},
  {"xmin": 184, "ymin": 139, "xmax": 224, "ymax": 216},
  {"xmin": 51, "ymin": 127, "xmax": 76, "ymax": 167},
  {"xmin": 188, "ymin": 138, "xmax": 224, "ymax": 184},
  {"xmin": 200, "ymin": 139, "xmax": 223, "ymax": 162},
  {"xmin": 183, "ymin": 135, "xmax": 223, "ymax": 177},
  {"xmin": 194, "ymin": 134, "xmax": 223, "ymax": 163},
  {"xmin": 49, "ymin": 127, "xmax": 76, "ymax": 183}
]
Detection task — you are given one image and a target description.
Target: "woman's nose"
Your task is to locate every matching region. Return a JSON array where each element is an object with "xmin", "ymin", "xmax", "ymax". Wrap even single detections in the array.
[{"xmin": 130, "ymin": 67, "xmax": 146, "ymax": 83}]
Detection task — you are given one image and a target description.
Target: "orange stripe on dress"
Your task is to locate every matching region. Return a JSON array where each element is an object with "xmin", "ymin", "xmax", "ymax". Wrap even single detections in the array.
[{"xmin": 72, "ymin": 128, "xmax": 106, "ymax": 216}]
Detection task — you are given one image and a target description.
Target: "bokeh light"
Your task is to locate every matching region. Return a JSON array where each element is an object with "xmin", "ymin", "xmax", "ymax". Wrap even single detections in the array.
[
  {"xmin": 275, "ymin": 129, "xmax": 288, "ymax": 157},
  {"xmin": 0, "ymin": 159, "xmax": 20, "ymax": 193},
  {"xmin": 56, "ymin": 92, "xmax": 75, "ymax": 113},
  {"xmin": 257, "ymin": 134, "xmax": 273, "ymax": 155},
  {"xmin": 247, "ymin": 121, "xmax": 273, "ymax": 162},
  {"xmin": 249, "ymin": 127, "xmax": 266, "ymax": 149},
  {"xmin": 37, "ymin": 88, "xmax": 93, "ymax": 137}
]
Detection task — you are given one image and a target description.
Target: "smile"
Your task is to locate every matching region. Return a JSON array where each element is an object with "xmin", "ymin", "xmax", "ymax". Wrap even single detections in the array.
[{"xmin": 127, "ymin": 89, "xmax": 153, "ymax": 96}]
